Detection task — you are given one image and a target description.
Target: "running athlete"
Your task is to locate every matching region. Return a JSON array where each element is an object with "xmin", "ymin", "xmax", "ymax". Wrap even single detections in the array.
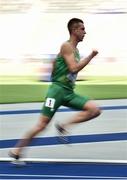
[{"xmin": 9, "ymin": 18, "xmax": 101, "ymax": 163}]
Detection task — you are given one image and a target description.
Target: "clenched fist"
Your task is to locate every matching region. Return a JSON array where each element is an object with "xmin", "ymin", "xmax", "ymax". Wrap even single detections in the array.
[{"xmin": 91, "ymin": 49, "xmax": 98, "ymax": 57}]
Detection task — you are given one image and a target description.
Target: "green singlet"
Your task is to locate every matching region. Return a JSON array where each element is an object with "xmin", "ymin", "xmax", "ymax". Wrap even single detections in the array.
[
  {"xmin": 42, "ymin": 45, "xmax": 90, "ymax": 118},
  {"xmin": 52, "ymin": 50, "xmax": 80, "ymax": 90}
]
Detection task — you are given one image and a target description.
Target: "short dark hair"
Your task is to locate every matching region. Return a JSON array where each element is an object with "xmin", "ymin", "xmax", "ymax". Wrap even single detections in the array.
[{"xmin": 67, "ymin": 18, "xmax": 84, "ymax": 34}]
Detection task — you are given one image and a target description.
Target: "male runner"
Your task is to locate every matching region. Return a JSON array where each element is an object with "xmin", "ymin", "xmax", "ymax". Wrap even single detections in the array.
[{"xmin": 9, "ymin": 18, "xmax": 101, "ymax": 163}]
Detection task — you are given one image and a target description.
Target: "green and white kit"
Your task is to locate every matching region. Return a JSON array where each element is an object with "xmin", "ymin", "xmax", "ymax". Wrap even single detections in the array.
[{"xmin": 42, "ymin": 48, "xmax": 89, "ymax": 118}]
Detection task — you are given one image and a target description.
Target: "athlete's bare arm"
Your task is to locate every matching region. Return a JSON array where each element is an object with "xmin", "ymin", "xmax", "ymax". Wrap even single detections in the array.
[{"xmin": 60, "ymin": 42, "xmax": 98, "ymax": 73}]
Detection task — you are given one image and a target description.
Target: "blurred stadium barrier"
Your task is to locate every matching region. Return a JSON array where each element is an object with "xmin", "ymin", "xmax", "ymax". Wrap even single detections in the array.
[{"xmin": 0, "ymin": 55, "xmax": 127, "ymax": 82}]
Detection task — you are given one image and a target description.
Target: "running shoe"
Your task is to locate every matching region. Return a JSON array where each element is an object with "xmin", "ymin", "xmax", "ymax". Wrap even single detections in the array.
[
  {"xmin": 9, "ymin": 151, "xmax": 26, "ymax": 166},
  {"xmin": 55, "ymin": 124, "xmax": 69, "ymax": 144}
]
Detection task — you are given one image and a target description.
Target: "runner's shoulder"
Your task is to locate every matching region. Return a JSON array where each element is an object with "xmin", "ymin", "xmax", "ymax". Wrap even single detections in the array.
[{"xmin": 60, "ymin": 41, "xmax": 73, "ymax": 53}]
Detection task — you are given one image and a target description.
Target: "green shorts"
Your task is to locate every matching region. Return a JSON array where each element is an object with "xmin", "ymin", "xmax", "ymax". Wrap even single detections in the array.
[{"xmin": 42, "ymin": 83, "xmax": 90, "ymax": 118}]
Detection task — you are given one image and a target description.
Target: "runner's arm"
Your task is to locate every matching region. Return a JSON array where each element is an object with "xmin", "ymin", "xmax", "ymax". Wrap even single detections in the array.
[{"xmin": 61, "ymin": 42, "xmax": 98, "ymax": 73}]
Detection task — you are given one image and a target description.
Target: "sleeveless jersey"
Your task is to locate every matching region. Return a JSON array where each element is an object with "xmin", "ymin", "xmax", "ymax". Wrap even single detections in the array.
[{"xmin": 51, "ymin": 50, "xmax": 80, "ymax": 90}]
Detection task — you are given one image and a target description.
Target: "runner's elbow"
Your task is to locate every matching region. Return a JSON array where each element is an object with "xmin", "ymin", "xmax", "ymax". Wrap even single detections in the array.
[{"xmin": 69, "ymin": 66, "xmax": 78, "ymax": 73}]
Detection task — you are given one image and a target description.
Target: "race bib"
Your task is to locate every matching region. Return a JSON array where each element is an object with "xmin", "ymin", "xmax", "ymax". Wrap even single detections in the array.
[{"xmin": 45, "ymin": 98, "xmax": 55, "ymax": 108}]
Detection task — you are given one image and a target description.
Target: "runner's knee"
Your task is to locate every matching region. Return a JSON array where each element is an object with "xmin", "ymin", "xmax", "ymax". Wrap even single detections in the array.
[
  {"xmin": 92, "ymin": 106, "xmax": 101, "ymax": 117},
  {"xmin": 83, "ymin": 101, "xmax": 101, "ymax": 118}
]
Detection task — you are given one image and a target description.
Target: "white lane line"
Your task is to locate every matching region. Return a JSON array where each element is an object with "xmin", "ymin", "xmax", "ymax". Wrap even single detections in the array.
[{"xmin": 0, "ymin": 174, "xmax": 127, "ymax": 179}]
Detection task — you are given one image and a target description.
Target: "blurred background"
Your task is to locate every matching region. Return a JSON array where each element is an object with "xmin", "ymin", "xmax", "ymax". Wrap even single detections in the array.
[
  {"xmin": 0, "ymin": 0, "xmax": 127, "ymax": 164},
  {"xmin": 0, "ymin": 0, "xmax": 127, "ymax": 82}
]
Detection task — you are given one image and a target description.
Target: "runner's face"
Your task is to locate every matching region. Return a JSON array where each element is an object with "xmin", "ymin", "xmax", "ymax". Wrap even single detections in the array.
[{"xmin": 75, "ymin": 23, "xmax": 86, "ymax": 42}]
